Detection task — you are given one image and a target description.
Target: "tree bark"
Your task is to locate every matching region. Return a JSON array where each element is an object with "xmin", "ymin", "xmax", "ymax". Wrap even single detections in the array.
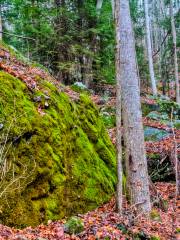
[
  {"xmin": 96, "ymin": 0, "xmax": 103, "ymax": 13},
  {"xmin": 114, "ymin": 0, "xmax": 123, "ymax": 214},
  {"xmin": 170, "ymin": 0, "xmax": 180, "ymax": 104},
  {"xmin": 144, "ymin": 0, "xmax": 157, "ymax": 95},
  {"xmin": 118, "ymin": 0, "xmax": 151, "ymax": 214},
  {"xmin": 111, "ymin": 0, "xmax": 115, "ymax": 19},
  {"xmin": 0, "ymin": 5, "xmax": 2, "ymax": 40}
]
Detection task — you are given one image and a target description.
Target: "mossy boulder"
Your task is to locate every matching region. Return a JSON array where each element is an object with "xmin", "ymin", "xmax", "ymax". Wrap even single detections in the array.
[{"xmin": 0, "ymin": 71, "xmax": 116, "ymax": 227}]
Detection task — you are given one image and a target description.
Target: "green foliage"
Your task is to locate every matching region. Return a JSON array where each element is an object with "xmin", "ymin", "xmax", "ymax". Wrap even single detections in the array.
[
  {"xmin": 1, "ymin": 0, "xmax": 115, "ymax": 85},
  {"xmin": 174, "ymin": 120, "xmax": 180, "ymax": 129},
  {"xmin": 157, "ymin": 99, "xmax": 180, "ymax": 115},
  {"xmin": 150, "ymin": 236, "xmax": 160, "ymax": 240},
  {"xmin": 150, "ymin": 209, "xmax": 161, "ymax": 222},
  {"xmin": 133, "ymin": 231, "xmax": 150, "ymax": 240},
  {"xmin": 116, "ymin": 224, "xmax": 128, "ymax": 234},
  {"xmin": 64, "ymin": 217, "xmax": 84, "ymax": 234},
  {"xmin": 101, "ymin": 113, "xmax": 116, "ymax": 129},
  {"xmin": 1, "ymin": 0, "xmax": 178, "ymax": 90},
  {"xmin": 147, "ymin": 111, "xmax": 169, "ymax": 121},
  {"xmin": 71, "ymin": 83, "xmax": 90, "ymax": 95}
]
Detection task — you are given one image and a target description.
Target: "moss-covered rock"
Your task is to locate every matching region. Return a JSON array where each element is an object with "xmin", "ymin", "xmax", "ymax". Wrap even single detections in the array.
[{"xmin": 0, "ymin": 71, "xmax": 116, "ymax": 227}]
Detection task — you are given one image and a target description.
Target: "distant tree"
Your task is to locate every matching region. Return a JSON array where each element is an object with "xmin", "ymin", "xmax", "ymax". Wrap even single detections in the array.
[
  {"xmin": 111, "ymin": 0, "xmax": 115, "ymax": 18},
  {"xmin": 0, "ymin": 5, "xmax": 2, "ymax": 40},
  {"xmin": 114, "ymin": 0, "xmax": 123, "ymax": 214},
  {"xmin": 115, "ymin": 0, "xmax": 151, "ymax": 213},
  {"xmin": 144, "ymin": 0, "xmax": 157, "ymax": 95},
  {"xmin": 96, "ymin": 0, "xmax": 103, "ymax": 13},
  {"xmin": 170, "ymin": 0, "xmax": 179, "ymax": 104}
]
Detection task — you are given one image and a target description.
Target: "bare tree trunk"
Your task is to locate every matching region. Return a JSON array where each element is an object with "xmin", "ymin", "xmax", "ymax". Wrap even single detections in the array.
[
  {"xmin": 170, "ymin": 145, "xmax": 180, "ymax": 197},
  {"xmin": 96, "ymin": 0, "xmax": 103, "ymax": 13},
  {"xmin": 170, "ymin": 0, "xmax": 180, "ymax": 104},
  {"xmin": 118, "ymin": 0, "xmax": 151, "ymax": 214},
  {"xmin": 83, "ymin": 55, "xmax": 93, "ymax": 88},
  {"xmin": 114, "ymin": 0, "xmax": 123, "ymax": 214},
  {"xmin": 0, "ymin": 5, "xmax": 2, "ymax": 40},
  {"xmin": 111, "ymin": 0, "xmax": 115, "ymax": 19},
  {"xmin": 152, "ymin": 0, "xmax": 158, "ymax": 54},
  {"xmin": 144, "ymin": 0, "xmax": 157, "ymax": 95},
  {"xmin": 170, "ymin": 107, "xmax": 180, "ymax": 196},
  {"xmin": 83, "ymin": 0, "xmax": 104, "ymax": 88}
]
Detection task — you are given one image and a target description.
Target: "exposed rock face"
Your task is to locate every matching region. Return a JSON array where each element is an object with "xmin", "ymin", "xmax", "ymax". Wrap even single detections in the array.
[{"xmin": 0, "ymin": 71, "xmax": 116, "ymax": 227}]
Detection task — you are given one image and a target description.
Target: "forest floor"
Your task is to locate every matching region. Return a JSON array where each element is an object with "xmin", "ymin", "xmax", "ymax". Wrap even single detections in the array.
[
  {"xmin": 0, "ymin": 183, "xmax": 179, "ymax": 240},
  {"xmin": 0, "ymin": 46, "xmax": 179, "ymax": 240}
]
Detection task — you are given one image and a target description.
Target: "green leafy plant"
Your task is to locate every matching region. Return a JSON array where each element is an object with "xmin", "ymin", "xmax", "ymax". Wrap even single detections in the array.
[{"xmin": 64, "ymin": 217, "xmax": 84, "ymax": 234}]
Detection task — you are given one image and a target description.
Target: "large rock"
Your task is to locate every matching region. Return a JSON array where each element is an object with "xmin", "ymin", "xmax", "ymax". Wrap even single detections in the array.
[{"xmin": 0, "ymin": 71, "xmax": 116, "ymax": 227}]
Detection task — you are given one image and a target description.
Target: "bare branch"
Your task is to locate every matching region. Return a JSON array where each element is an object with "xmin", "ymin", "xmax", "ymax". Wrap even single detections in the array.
[{"xmin": 0, "ymin": 31, "xmax": 35, "ymax": 41}]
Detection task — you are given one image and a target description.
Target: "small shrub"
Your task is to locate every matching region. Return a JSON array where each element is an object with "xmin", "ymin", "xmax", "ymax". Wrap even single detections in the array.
[
  {"xmin": 101, "ymin": 113, "xmax": 116, "ymax": 129},
  {"xmin": 64, "ymin": 216, "xmax": 84, "ymax": 234},
  {"xmin": 134, "ymin": 231, "xmax": 149, "ymax": 239},
  {"xmin": 150, "ymin": 236, "xmax": 160, "ymax": 240},
  {"xmin": 157, "ymin": 99, "xmax": 179, "ymax": 116},
  {"xmin": 150, "ymin": 209, "xmax": 161, "ymax": 222}
]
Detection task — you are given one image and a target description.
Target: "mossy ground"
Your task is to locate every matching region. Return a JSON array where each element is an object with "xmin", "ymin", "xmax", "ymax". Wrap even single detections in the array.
[{"xmin": 0, "ymin": 71, "xmax": 116, "ymax": 227}]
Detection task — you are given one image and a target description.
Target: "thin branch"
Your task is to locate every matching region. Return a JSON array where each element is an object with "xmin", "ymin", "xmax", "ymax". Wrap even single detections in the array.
[
  {"xmin": 152, "ymin": 31, "xmax": 170, "ymax": 58},
  {"xmin": 0, "ymin": 31, "xmax": 35, "ymax": 41},
  {"xmin": 170, "ymin": 107, "xmax": 179, "ymax": 197}
]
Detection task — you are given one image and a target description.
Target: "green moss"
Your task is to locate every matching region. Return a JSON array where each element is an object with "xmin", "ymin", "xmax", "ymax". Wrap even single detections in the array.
[
  {"xmin": 150, "ymin": 209, "xmax": 161, "ymax": 222},
  {"xmin": 150, "ymin": 236, "xmax": 161, "ymax": 240},
  {"xmin": 101, "ymin": 113, "xmax": 116, "ymax": 129},
  {"xmin": 64, "ymin": 216, "xmax": 84, "ymax": 234},
  {"xmin": 71, "ymin": 84, "xmax": 90, "ymax": 95},
  {"xmin": 174, "ymin": 120, "xmax": 180, "ymax": 129},
  {"xmin": 0, "ymin": 71, "xmax": 116, "ymax": 227},
  {"xmin": 133, "ymin": 231, "xmax": 149, "ymax": 240}
]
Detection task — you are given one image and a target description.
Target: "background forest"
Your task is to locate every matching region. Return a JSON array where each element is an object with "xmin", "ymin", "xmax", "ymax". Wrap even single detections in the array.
[{"xmin": 1, "ymin": 0, "xmax": 179, "ymax": 92}]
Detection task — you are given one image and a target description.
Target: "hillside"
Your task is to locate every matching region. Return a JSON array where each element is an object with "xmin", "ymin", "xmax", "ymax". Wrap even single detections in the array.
[
  {"xmin": 0, "ymin": 40, "xmax": 179, "ymax": 240},
  {"xmin": 0, "ymin": 44, "xmax": 116, "ymax": 227}
]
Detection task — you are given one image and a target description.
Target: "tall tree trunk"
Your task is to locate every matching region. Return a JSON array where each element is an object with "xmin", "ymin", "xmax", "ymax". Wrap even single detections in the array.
[
  {"xmin": 114, "ymin": 0, "xmax": 123, "ymax": 214},
  {"xmin": 54, "ymin": 0, "xmax": 70, "ymax": 84},
  {"xmin": 111, "ymin": 0, "xmax": 115, "ymax": 18},
  {"xmin": 170, "ymin": 0, "xmax": 180, "ymax": 104},
  {"xmin": 144, "ymin": 0, "xmax": 157, "ymax": 95},
  {"xmin": 118, "ymin": 0, "xmax": 151, "ymax": 213},
  {"xmin": 83, "ymin": 54, "xmax": 93, "ymax": 88},
  {"xmin": 96, "ymin": 0, "xmax": 103, "ymax": 13},
  {"xmin": 0, "ymin": 5, "xmax": 2, "ymax": 40}
]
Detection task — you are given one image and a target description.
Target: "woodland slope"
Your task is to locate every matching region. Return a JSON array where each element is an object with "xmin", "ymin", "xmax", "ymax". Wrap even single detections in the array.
[{"xmin": 0, "ymin": 44, "xmax": 116, "ymax": 227}]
